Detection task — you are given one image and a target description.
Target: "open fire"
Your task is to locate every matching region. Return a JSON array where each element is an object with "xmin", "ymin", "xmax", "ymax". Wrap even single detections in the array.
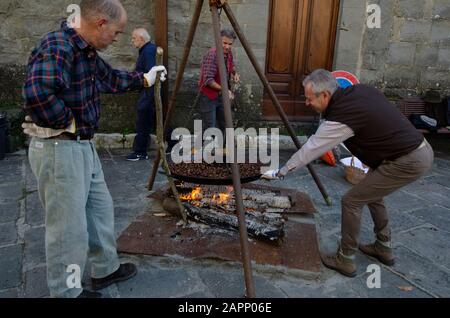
[
  {"xmin": 177, "ymin": 183, "xmax": 292, "ymax": 213},
  {"xmin": 162, "ymin": 183, "xmax": 293, "ymax": 242},
  {"xmin": 179, "ymin": 186, "xmax": 233, "ymax": 206}
]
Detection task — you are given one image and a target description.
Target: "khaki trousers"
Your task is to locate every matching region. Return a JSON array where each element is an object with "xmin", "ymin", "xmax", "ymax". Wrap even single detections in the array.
[{"xmin": 340, "ymin": 139, "xmax": 434, "ymax": 255}]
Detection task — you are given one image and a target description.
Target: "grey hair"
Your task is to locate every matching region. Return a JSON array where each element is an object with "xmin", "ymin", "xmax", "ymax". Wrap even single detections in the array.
[
  {"xmin": 134, "ymin": 28, "xmax": 151, "ymax": 42},
  {"xmin": 303, "ymin": 69, "xmax": 338, "ymax": 96},
  {"xmin": 221, "ymin": 29, "xmax": 237, "ymax": 40},
  {"xmin": 80, "ymin": 0, "xmax": 125, "ymax": 22}
]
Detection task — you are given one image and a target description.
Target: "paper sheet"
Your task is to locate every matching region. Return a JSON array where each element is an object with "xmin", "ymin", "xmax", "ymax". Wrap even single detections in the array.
[{"xmin": 340, "ymin": 157, "xmax": 370, "ymax": 174}]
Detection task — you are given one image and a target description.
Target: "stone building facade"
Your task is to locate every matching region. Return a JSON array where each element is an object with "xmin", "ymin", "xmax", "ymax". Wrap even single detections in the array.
[{"xmin": 0, "ymin": 0, "xmax": 449, "ymax": 134}]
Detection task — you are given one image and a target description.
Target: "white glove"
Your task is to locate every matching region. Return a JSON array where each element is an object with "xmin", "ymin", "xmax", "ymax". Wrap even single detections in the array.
[
  {"xmin": 143, "ymin": 66, "xmax": 168, "ymax": 87},
  {"xmin": 261, "ymin": 169, "xmax": 283, "ymax": 181},
  {"xmin": 22, "ymin": 116, "xmax": 76, "ymax": 139}
]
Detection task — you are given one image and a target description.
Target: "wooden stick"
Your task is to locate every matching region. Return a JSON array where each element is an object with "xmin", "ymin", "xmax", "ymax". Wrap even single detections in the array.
[
  {"xmin": 210, "ymin": 4, "xmax": 256, "ymax": 299},
  {"xmin": 148, "ymin": 0, "xmax": 205, "ymax": 191},
  {"xmin": 154, "ymin": 47, "xmax": 188, "ymax": 223}
]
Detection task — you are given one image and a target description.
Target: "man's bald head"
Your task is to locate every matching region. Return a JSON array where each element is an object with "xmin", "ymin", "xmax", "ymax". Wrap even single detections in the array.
[
  {"xmin": 80, "ymin": 0, "xmax": 126, "ymax": 22},
  {"xmin": 77, "ymin": 0, "xmax": 128, "ymax": 51},
  {"xmin": 132, "ymin": 28, "xmax": 151, "ymax": 49},
  {"xmin": 133, "ymin": 28, "xmax": 151, "ymax": 42}
]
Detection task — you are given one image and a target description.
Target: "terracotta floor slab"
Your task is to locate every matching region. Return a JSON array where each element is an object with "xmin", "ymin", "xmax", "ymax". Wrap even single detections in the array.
[{"xmin": 117, "ymin": 189, "xmax": 321, "ymax": 273}]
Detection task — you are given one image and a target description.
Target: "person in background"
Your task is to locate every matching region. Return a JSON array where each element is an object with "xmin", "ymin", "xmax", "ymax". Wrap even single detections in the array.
[
  {"xmin": 126, "ymin": 28, "xmax": 157, "ymax": 161},
  {"xmin": 197, "ymin": 29, "xmax": 240, "ymax": 149}
]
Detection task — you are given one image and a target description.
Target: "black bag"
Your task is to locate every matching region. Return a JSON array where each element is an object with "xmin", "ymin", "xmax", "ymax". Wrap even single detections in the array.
[
  {"xmin": 409, "ymin": 114, "xmax": 438, "ymax": 132},
  {"xmin": 423, "ymin": 91, "xmax": 447, "ymax": 127},
  {"xmin": 447, "ymin": 97, "xmax": 450, "ymax": 127},
  {"xmin": 0, "ymin": 112, "xmax": 7, "ymax": 160}
]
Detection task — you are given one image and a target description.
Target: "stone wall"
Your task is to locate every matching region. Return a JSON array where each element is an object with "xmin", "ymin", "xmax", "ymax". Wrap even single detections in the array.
[
  {"xmin": 0, "ymin": 0, "xmax": 270, "ymax": 133},
  {"xmin": 1, "ymin": 0, "xmax": 449, "ymax": 136},
  {"xmin": 167, "ymin": 0, "xmax": 270, "ymax": 131},
  {"xmin": 0, "ymin": 0, "xmax": 155, "ymax": 133},
  {"xmin": 335, "ymin": 0, "xmax": 450, "ymax": 97}
]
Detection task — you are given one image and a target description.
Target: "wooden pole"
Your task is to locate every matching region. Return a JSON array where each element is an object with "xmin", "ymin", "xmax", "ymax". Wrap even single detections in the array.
[
  {"xmin": 154, "ymin": 47, "xmax": 188, "ymax": 223},
  {"xmin": 210, "ymin": 3, "xmax": 256, "ymax": 298},
  {"xmin": 148, "ymin": 0, "xmax": 205, "ymax": 191},
  {"xmin": 154, "ymin": 0, "xmax": 169, "ymax": 111}
]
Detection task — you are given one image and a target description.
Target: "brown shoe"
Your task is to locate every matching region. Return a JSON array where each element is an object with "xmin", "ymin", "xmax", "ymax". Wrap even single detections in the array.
[
  {"xmin": 321, "ymin": 249, "xmax": 357, "ymax": 278},
  {"xmin": 359, "ymin": 241, "xmax": 395, "ymax": 266}
]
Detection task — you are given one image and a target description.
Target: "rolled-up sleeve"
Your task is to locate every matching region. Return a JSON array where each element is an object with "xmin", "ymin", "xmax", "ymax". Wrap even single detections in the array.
[{"xmin": 279, "ymin": 121, "xmax": 355, "ymax": 176}]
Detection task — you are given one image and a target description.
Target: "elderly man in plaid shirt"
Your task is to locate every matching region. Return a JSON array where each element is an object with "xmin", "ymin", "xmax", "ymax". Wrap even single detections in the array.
[
  {"xmin": 22, "ymin": 0, "xmax": 166, "ymax": 298},
  {"xmin": 198, "ymin": 29, "xmax": 240, "ymax": 149}
]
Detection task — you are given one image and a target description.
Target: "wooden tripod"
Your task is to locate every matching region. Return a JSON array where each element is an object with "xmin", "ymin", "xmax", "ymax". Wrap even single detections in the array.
[{"xmin": 148, "ymin": 0, "xmax": 333, "ymax": 298}]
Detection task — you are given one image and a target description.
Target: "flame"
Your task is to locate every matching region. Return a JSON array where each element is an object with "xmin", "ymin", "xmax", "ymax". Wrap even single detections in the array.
[
  {"xmin": 217, "ymin": 193, "xmax": 230, "ymax": 204},
  {"xmin": 214, "ymin": 193, "xmax": 230, "ymax": 204},
  {"xmin": 180, "ymin": 187, "xmax": 203, "ymax": 201},
  {"xmin": 179, "ymin": 186, "xmax": 232, "ymax": 205}
]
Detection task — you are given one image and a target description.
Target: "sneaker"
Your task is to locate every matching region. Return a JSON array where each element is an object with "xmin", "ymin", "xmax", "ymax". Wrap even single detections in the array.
[
  {"xmin": 126, "ymin": 153, "xmax": 149, "ymax": 162},
  {"xmin": 359, "ymin": 240, "xmax": 395, "ymax": 266},
  {"xmin": 321, "ymin": 248, "xmax": 357, "ymax": 278},
  {"xmin": 77, "ymin": 289, "xmax": 103, "ymax": 298},
  {"xmin": 91, "ymin": 263, "xmax": 138, "ymax": 291}
]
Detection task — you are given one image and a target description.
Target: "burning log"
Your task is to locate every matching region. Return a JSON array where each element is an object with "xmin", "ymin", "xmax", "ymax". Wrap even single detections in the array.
[
  {"xmin": 162, "ymin": 198, "xmax": 284, "ymax": 242},
  {"xmin": 242, "ymin": 190, "xmax": 292, "ymax": 210},
  {"xmin": 270, "ymin": 197, "xmax": 291, "ymax": 209},
  {"xmin": 186, "ymin": 205, "xmax": 284, "ymax": 242}
]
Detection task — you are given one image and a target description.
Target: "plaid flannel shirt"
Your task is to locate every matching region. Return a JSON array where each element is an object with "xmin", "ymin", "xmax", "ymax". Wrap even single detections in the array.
[
  {"xmin": 199, "ymin": 48, "xmax": 235, "ymax": 100},
  {"xmin": 23, "ymin": 21, "xmax": 144, "ymax": 138}
]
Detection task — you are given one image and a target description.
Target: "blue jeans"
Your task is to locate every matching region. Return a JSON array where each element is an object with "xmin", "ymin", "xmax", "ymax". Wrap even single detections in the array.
[{"xmin": 28, "ymin": 138, "xmax": 120, "ymax": 298}]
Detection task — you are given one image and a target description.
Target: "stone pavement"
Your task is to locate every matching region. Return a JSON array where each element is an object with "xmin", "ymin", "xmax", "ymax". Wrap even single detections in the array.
[{"xmin": 0, "ymin": 136, "xmax": 449, "ymax": 298}]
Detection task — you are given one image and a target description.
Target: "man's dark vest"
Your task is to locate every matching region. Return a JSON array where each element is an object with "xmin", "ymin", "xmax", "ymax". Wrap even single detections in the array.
[{"xmin": 323, "ymin": 84, "xmax": 423, "ymax": 169}]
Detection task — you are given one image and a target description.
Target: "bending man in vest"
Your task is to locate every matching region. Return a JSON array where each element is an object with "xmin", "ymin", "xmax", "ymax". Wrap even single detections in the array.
[{"xmin": 262, "ymin": 69, "xmax": 434, "ymax": 277}]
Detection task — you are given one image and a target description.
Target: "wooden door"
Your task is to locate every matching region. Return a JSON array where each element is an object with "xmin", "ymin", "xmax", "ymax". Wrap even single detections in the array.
[{"xmin": 262, "ymin": 0, "xmax": 340, "ymax": 121}]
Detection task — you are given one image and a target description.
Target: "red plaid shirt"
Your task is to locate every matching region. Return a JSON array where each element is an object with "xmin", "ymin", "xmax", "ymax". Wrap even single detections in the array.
[
  {"xmin": 23, "ymin": 21, "xmax": 144, "ymax": 138},
  {"xmin": 199, "ymin": 48, "xmax": 235, "ymax": 100}
]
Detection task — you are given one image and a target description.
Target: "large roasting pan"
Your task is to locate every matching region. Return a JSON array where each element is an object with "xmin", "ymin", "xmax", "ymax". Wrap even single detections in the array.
[{"xmin": 165, "ymin": 153, "xmax": 262, "ymax": 186}]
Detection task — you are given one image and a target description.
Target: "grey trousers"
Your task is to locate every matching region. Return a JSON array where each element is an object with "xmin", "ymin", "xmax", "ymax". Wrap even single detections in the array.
[
  {"xmin": 340, "ymin": 139, "xmax": 434, "ymax": 255},
  {"xmin": 29, "ymin": 138, "xmax": 120, "ymax": 298}
]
